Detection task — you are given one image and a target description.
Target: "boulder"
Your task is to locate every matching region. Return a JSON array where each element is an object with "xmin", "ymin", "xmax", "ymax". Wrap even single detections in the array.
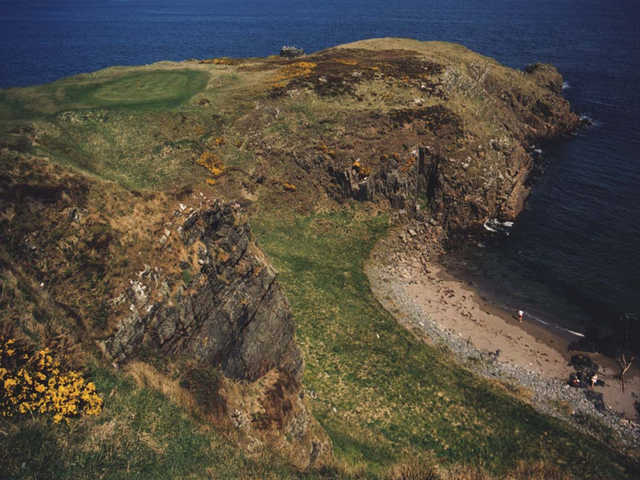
[{"xmin": 280, "ymin": 46, "xmax": 305, "ymax": 58}]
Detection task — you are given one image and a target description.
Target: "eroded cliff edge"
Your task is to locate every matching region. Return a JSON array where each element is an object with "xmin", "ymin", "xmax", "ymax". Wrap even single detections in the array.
[
  {"xmin": 315, "ymin": 42, "xmax": 580, "ymax": 235},
  {"xmin": 0, "ymin": 153, "xmax": 330, "ymax": 468}
]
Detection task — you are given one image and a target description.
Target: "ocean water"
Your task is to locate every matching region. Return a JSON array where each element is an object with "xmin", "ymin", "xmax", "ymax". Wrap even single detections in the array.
[{"xmin": 1, "ymin": 0, "xmax": 639, "ymax": 331}]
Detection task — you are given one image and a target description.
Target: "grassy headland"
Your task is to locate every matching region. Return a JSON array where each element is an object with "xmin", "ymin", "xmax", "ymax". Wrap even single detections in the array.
[{"xmin": 1, "ymin": 38, "xmax": 637, "ymax": 478}]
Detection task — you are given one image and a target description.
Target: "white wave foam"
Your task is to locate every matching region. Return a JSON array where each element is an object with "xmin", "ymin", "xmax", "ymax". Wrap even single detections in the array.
[
  {"xmin": 562, "ymin": 81, "xmax": 570, "ymax": 90},
  {"xmin": 524, "ymin": 312, "xmax": 585, "ymax": 337},
  {"xmin": 483, "ymin": 219, "xmax": 514, "ymax": 235},
  {"xmin": 579, "ymin": 114, "xmax": 601, "ymax": 128},
  {"xmin": 483, "ymin": 220, "xmax": 498, "ymax": 233}
]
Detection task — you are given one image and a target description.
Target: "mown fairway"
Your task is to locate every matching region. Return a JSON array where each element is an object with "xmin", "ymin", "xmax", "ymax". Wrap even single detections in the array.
[
  {"xmin": 0, "ymin": 69, "xmax": 214, "ymax": 189},
  {"xmin": 73, "ymin": 70, "xmax": 208, "ymax": 110}
]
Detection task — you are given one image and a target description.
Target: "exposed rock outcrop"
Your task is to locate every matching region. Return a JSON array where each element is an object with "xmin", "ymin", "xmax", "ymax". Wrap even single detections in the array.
[
  {"xmin": 103, "ymin": 201, "xmax": 329, "ymax": 469},
  {"xmin": 309, "ymin": 46, "xmax": 581, "ymax": 237},
  {"xmin": 105, "ymin": 202, "xmax": 301, "ymax": 381},
  {"xmin": 280, "ymin": 46, "xmax": 305, "ymax": 58}
]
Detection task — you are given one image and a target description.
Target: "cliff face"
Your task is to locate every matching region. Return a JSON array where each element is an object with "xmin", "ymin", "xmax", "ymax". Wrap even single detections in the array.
[
  {"xmin": 101, "ymin": 201, "xmax": 329, "ymax": 468},
  {"xmin": 0, "ymin": 152, "xmax": 329, "ymax": 469},
  {"xmin": 315, "ymin": 46, "xmax": 580, "ymax": 235},
  {"xmin": 105, "ymin": 202, "xmax": 302, "ymax": 382},
  {"xmin": 1, "ymin": 40, "xmax": 581, "ymax": 241}
]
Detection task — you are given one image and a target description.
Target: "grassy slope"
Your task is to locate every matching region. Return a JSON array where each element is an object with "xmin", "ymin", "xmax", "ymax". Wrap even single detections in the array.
[
  {"xmin": 0, "ymin": 69, "xmax": 209, "ymax": 118},
  {"xmin": 0, "ymin": 364, "xmax": 332, "ymax": 480},
  {"xmin": 0, "ymin": 68, "xmax": 214, "ymax": 190},
  {"xmin": 252, "ymin": 207, "xmax": 637, "ymax": 479},
  {"xmin": 2, "ymin": 205, "xmax": 635, "ymax": 479}
]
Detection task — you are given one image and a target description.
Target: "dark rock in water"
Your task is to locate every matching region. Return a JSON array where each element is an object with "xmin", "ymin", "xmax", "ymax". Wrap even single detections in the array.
[
  {"xmin": 584, "ymin": 389, "xmax": 606, "ymax": 411},
  {"xmin": 570, "ymin": 354, "xmax": 599, "ymax": 374},
  {"xmin": 579, "ymin": 115, "xmax": 594, "ymax": 127},
  {"xmin": 568, "ymin": 354, "xmax": 600, "ymax": 389},
  {"xmin": 280, "ymin": 46, "xmax": 304, "ymax": 58}
]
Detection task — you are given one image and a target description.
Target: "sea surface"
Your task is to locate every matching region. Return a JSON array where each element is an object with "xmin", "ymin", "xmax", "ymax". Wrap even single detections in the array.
[{"xmin": 1, "ymin": 0, "xmax": 639, "ymax": 332}]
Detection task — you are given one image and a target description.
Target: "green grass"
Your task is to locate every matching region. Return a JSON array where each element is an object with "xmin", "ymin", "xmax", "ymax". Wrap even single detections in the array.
[
  {"xmin": 0, "ymin": 69, "xmax": 212, "ymax": 190},
  {"xmin": 0, "ymin": 70, "xmax": 208, "ymax": 118},
  {"xmin": 0, "ymin": 364, "xmax": 335, "ymax": 480},
  {"xmin": 252, "ymin": 207, "xmax": 638, "ymax": 479}
]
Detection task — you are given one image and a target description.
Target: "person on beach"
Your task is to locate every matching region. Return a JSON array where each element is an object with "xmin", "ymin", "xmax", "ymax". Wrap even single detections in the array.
[
  {"xmin": 591, "ymin": 374, "xmax": 598, "ymax": 388},
  {"xmin": 518, "ymin": 310, "xmax": 524, "ymax": 322}
]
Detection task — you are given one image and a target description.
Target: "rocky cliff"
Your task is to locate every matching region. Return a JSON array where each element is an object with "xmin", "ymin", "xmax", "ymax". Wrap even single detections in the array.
[
  {"xmin": 312, "ymin": 44, "xmax": 581, "ymax": 235},
  {"xmin": 104, "ymin": 202, "xmax": 302, "ymax": 382},
  {"xmin": 0, "ymin": 151, "xmax": 329, "ymax": 469},
  {"xmin": 102, "ymin": 201, "xmax": 329, "ymax": 468}
]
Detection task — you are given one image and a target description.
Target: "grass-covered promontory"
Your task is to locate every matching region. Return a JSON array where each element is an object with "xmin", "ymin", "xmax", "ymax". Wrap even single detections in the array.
[{"xmin": 1, "ymin": 38, "xmax": 637, "ymax": 479}]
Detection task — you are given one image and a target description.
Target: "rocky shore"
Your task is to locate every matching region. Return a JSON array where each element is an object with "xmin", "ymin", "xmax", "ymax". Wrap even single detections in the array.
[{"xmin": 366, "ymin": 221, "xmax": 640, "ymax": 451}]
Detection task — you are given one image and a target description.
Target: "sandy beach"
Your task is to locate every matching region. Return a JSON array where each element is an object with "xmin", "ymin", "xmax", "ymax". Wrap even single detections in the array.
[{"xmin": 366, "ymin": 222, "xmax": 640, "ymax": 443}]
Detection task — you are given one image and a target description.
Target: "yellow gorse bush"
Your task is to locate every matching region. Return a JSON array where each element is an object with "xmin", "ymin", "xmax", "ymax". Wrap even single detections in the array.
[
  {"xmin": 0, "ymin": 337, "xmax": 102, "ymax": 423},
  {"xmin": 272, "ymin": 61, "xmax": 317, "ymax": 86},
  {"xmin": 197, "ymin": 151, "xmax": 225, "ymax": 178},
  {"xmin": 200, "ymin": 57, "xmax": 234, "ymax": 65}
]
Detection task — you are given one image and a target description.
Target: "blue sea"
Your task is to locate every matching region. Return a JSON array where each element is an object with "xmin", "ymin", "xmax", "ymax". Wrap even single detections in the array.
[{"xmin": 1, "ymin": 0, "xmax": 639, "ymax": 332}]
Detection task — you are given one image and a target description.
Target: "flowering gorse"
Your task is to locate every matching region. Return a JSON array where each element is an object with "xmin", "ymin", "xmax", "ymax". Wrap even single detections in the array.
[
  {"xmin": 0, "ymin": 337, "xmax": 102, "ymax": 423},
  {"xmin": 272, "ymin": 61, "xmax": 317, "ymax": 87}
]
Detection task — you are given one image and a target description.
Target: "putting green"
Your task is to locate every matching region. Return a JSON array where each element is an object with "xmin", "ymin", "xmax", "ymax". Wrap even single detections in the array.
[
  {"xmin": 0, "ymin": 69, "xmax": 209, "ymax": 118},
  {"xmin": 89, "ymin": 70, "xmax": 207, "ymax": 107}
]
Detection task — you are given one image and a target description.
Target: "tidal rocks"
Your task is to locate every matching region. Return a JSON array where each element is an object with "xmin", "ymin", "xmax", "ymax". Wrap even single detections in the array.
[{"xmin": 568, "ymin": 354, "xmax": 603, "ymax": 390}]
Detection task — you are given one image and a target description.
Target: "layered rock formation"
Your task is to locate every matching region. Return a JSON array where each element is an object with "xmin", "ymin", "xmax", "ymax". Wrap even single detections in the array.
[
  {"xmin": 105, "ymin": 202, "xmax": 301, "ymax": 381},
  {"xmin": 297, "ymin": 41, "xmax": 582, "ymax": 236},
  {"xmin": 103, "ymin": 201, "xmax": 329, "ymax": 468}
]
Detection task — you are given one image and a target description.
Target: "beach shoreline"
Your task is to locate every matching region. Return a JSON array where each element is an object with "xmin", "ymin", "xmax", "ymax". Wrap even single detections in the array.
[{"xmin": 365, "ymin": 221, "xmax": 640, "ymax": 447}]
